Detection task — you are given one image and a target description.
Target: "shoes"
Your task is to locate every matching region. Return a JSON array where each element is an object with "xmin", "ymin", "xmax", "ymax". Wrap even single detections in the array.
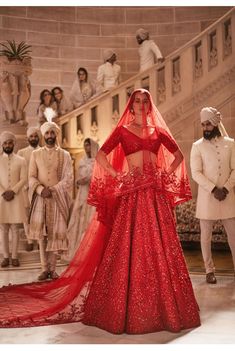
[
  {"xmin": 38, "ymin": 271, "xmax": 49, "ymax": 281},
  {"xmin": 12, "ymin": 258, "xmax": 20, "ymax": 267},
  {"xmin": 206, "ymin": 272, "xmax": 217, "ymax": 284},
  {"xmin": 1, "ymin": 258, "xmax": 10, "ymax": 268},
  {"xmin": 48, "ymin": 271, "xmax": 59, "ymax": 280},
  {"xmin": 26, "ymin": 243, "xmax": 34, "ymax": 252}
]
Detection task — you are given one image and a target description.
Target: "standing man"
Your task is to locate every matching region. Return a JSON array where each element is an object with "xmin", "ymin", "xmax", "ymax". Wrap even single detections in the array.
[
  {"xmin": 190, "ymin": 107, "xmax": 235, "ymax": 284},
  {"xmin": 17, "ymin": 127, "xmax": 41, "ymax": 251},
  {"xmin": 97, "ymin": 49, "xmax": 121, "ymax": 90},
  {"xmin": 0, "ymin": 131, "xmax": 27, "ymax": 267},
  {"xmin": 136, "ymin": 28, "xmax": 164, "ymax": 72},
  {"xmin": 28, "ymin": 122, "xmax": 73, "ymax": 281}
]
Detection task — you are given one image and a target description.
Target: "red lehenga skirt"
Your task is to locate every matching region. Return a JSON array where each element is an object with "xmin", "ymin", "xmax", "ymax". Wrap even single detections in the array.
[{"xmin": 0, "ymin": 182, "xmax": 200, "ymax": 334}]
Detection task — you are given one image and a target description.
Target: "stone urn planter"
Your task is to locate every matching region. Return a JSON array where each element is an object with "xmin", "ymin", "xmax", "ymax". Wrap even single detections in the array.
[{"xmin": 0, "ymin": 40, "xmax": 32, "ymax": 126}]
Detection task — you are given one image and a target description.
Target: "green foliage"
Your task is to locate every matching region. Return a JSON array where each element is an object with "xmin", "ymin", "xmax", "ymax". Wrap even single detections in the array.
[{"xmin": 0, "ymin": 40, "xmax": 32, "ymax": 61}]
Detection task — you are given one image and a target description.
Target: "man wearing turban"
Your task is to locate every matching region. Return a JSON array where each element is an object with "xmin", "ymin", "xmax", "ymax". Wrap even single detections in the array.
[
  {"xmin": 17, "ymin": 127, "xmax": 41, "ymax": 251},
  {"xmin": 0, "ymin": 131, "xmax": 27, "ymax": 268},
  {"xmin": 28, "ymin": 122, "xmax": 73, "ymax": 281},
  {"xmin": 97, "ymin": 49, "xmax": 121, "ymax": 90},
  {"xmin": 190, "ymin": 107, "xmax": 235, "ymax": 284},
  {"xmin": 136, "ymin": 28, "xmax": 164, "ymax": 72}
]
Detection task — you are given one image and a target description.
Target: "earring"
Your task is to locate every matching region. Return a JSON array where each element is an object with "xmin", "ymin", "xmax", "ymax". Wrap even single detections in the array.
[{"xmin": 129, "ymin": 113, "xmax": 135, "ymax": 122}]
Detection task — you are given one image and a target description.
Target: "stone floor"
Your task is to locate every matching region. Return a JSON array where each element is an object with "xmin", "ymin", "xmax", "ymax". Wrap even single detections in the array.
[{"xmin": 0, "ymin": 262, "xmax": 234, "ymax": 344}]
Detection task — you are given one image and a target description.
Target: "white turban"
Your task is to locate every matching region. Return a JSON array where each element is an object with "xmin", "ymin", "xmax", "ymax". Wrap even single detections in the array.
[
  {"xmin": 103, "ymin": 49, "xmax": 116, "ymax": 62},
  {"xmin": 27, "ymin": 126, "xmax": 41, "ymax": 139},
  {"xmin": 200, "ymin": 107, "xmax": 228, "ymax": 137},
  {"xmin": 0, "ymin": 131, "xmax": 16, "ymax": 144},
  {"xmin": 136, "ymin": 28, "xmax": 149, "ymax": 40},
  {"xmin": 40, "ymin": 122, "xmax": 60, "ymax": 137}
]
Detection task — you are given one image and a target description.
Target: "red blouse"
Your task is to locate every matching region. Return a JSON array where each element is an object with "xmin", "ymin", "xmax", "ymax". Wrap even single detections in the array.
[{"xmin": 100, "ymin": 125, "xmax": 178, "ymax": 156}]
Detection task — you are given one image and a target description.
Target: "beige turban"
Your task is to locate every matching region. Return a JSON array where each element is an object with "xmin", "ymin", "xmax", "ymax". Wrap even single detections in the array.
[
  {"xmin": 40, "ymin": 122, "xmax": 60, "ymax": 137},
  {"xmin": 136, "ymin": 28, "xmax": 149, "ymax": 40},
  {"xmin": 27, "ymin": 126, "xmax": 41, "ymax": 138},
  {"xmin": 103, "ymin": 49, "xmax": 116, "ymax": 62},
  {"xmin": 0, "ymin": 131, "xmax": 16, "ymax": 144},
  {"xmin": 200, "ymin": 107, "xmax": 228, "ymax": 137}
]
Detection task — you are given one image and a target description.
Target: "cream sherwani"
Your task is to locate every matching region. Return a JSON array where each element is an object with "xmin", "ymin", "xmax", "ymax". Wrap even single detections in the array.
[
  {"xmin": 190, "ymin": 136, "xmax": 235, "ymax": 220},
  {"xmin": 97, "ymin": 62, "xmax": 121, "ymax": 90},
  {"xmin": 0, "ymin": 152, "xmax": 27, "ymax": 259},
  {"xmin": 138, "ymin": 40, "xmax": 163, "ymax": 72},
  {"xmin": 17, "ymin": 145, "xmax": 40, "ymax": 208},
  {"xmin": 28, "ymin": 146, "xmax": 73, "ymax": 272},
  {"xmin": 190, "ymin": 136, "xmax": 235, "ymax": 273},
  {"xmin": 17, "ymin": 145, "xmax": 40, "ymax": 243},
  {"xmin": 0, "ymin": 153, "xmax": 27, "ymax": 223}
]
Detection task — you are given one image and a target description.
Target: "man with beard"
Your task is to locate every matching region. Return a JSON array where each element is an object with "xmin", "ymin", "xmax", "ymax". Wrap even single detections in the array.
[
  {"xmin": 190, "ymin": 107, "xmax": 235, "ymax": 284},
  {"xmin": 28, "ymin": 122, "xmax": 73, "ymax": 281},
  {"xmin": 17, "ymin": 127, "xmax": 41, "ymax": 251},
  {"xmin": 0, "ymin": 131, "xmax": 27, "ymax": 267}
]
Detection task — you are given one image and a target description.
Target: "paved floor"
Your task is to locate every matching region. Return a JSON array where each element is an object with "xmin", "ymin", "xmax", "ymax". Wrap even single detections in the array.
[{"xmin": 0, "ymin": 266, "xmax": 234, "ymax": 344}]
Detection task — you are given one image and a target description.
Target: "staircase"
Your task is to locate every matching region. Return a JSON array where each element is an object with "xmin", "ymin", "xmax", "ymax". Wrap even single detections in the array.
[{"xmin": 56, "ymin": 8, "xmax": 235, "ymax": 198}]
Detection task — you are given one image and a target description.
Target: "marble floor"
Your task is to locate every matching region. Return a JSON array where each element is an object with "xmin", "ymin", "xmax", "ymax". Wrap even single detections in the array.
[{"xmin": 0, "ymin": 265, "xmax": 234, "ymax": 344}]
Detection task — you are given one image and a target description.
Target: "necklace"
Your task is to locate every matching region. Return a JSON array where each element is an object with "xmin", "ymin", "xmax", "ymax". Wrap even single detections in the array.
[{"xmin": 132, "ymin": 122, "xmax": 143, "ymax": 128}]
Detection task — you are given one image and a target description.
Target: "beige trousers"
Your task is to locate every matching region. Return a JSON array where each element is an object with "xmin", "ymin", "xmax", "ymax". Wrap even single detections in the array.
[
  {"xmin": 200, "ymin": 218, "xmax": 235, "ymax": 273},
  {"xmin": 23, "ymin": 222, "xmax": 33, "ymax": 245},
  {"xmin": 0, "ymin": 224, "xmax": 20, "ymax": 259},
  {"xmin": 38, "ymin": 236, "xmax": 57, "ymax": 272}
]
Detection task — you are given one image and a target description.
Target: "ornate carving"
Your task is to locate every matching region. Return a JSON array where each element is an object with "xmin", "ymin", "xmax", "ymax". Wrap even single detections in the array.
[
  {"xmin": 194, "ymin": 59, "xmax": 203, "ymax": 79},
  {"xmin": 164, "ymin": 66, "xmax": 235, "ymax": 123},
  {"xmin": 209, "ymin": 47, "xmax": 218, "ymax": 68},
  {"xmin": 224, "ymin": 34, "xmax": 232, "ymax": 57},
  {"xmin": 90, "ymin": 120, "xmax": 99, "ymax": 142},
  {"xmin": 157, "ymin": 82, "xmax": 166, "ymax": 104},
  {"xmin": 112, "ymin": 110, "xmax": 120, "ymax": 127},
  {"xmin": 76, "ymin": 129, "xmax": 84, "ymax": 148},
  {"xmin": 172, "ymin": 73, "xmax": 181, "ymax": 95}
]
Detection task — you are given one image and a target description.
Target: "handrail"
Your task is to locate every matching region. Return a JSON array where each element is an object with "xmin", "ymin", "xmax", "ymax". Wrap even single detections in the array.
[{"xmin": 56, "ymin": 8, "xmax": 234, "ymax": 151}]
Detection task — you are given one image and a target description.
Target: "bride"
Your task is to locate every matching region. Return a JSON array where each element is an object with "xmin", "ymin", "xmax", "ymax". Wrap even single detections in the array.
[{"xmin": 0, "ymin": 89, "xmax": 200, "ymax": 334}]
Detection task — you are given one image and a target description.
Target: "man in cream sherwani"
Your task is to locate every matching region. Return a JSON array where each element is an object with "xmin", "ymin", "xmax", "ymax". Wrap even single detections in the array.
[
  {"xmin": 97, "ymin": 49, "xmax": 121, "ymax": 90},
  {"xmin": 136, "ymin": 28, "xmax": 164, "ymax": 72},
  {"xmin": 28, "ymin": 122, "xmax": 73, "ymax": 281},
  {"xmin": 0, "ymin": 131, "xmax": 27, "ymax": 268},
  {"xmin": 17, "ymin": 126, "xmax": 41, "ymax": 251},
  {"xmin": 190, "ymin": 107, "xmax": 235, "ymax": 284}
]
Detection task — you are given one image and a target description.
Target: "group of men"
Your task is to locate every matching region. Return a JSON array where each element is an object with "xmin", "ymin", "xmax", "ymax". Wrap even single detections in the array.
[
  {"xmin": 97, "ymin": 27, "xmax": 164, "ymax": 91},
  {"xmin": 0, "ymin": 122, "xmax": 73, "ymax": 280}
]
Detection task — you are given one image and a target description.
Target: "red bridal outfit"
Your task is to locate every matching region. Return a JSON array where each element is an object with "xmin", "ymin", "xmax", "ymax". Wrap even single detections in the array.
[{"xmin": 0, "ymin": 89, "xmax": 200, "ymax": 334}]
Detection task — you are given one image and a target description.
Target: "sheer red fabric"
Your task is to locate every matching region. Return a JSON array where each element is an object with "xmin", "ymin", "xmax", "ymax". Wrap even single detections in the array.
[
  {"xmin": 0, "ymin": 89, "xmax": 200, "ymax": 334},
  {"xmin": 88, "ymin": 88, "xmax": 191, "ymax": 225}
]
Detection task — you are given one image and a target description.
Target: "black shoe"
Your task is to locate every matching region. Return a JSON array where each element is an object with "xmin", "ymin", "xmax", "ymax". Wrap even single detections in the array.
[
  {"xmin": 12, "ymin": 258, "xmax": 20, "ymax": 267},
  {"xmin": 206, "ymin": 272, "xmax": 217, "ymax": 284},
  {"xmin": 1, "ymin": 258, "xmax": 10, "ymax": 268},
  {"xmin": 26, "ymin": 243, "xmax": 34, "ymax": 252},
  {"xmin": 48, "ymin": 271, "xmax": 59, "ymax": 280},
  {"xmin": 38, "ymin": 271, "xmax": 49, "ymax": 281}
]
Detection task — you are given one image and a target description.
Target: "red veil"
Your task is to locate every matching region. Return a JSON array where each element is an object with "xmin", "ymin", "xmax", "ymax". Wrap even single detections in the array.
[
  {"xmin": 0, "ymin": 89, "xmax": 192, "ymax": 329},
  {"xmin": 88, "ymin": 88, "xmax": 191, "ymax": 225}
]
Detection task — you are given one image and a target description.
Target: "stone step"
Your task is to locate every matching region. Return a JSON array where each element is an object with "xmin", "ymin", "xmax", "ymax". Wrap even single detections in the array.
[{"xmin": 0, "ymin": 259, "xmax": 67, "ymax": 272}]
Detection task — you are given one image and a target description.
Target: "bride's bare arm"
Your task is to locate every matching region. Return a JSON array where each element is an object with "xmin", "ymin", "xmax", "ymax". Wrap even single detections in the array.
[
  {"xmin": 96, "ymin": 150, "xmax": 118, "ymax": 177},
  {"xmin": 166, "ymin": 149, "xmax": 184, "ymax": 175}
]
